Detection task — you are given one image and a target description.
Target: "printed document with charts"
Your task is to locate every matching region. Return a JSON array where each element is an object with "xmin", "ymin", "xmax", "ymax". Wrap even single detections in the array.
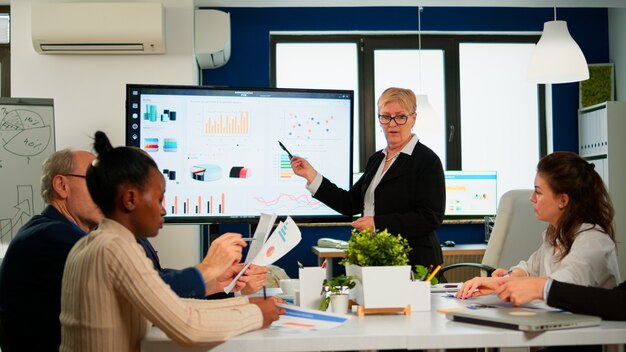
[{"xmin": 224, "ymin": 214, "xmax": 301, "ymax": 293}]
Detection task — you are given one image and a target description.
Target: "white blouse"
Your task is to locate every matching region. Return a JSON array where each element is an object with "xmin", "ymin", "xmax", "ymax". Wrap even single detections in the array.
[{"xmin": 512, "ymin": 223, "xmax": 621, "ymax": 289}]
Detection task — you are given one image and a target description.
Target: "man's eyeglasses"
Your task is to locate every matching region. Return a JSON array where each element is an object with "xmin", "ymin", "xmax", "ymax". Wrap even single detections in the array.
[
  {"xmin": 378, "ymin": 114, "xmax": 409, "ymax": 125},
  {"xmin": 63, "ymin": 174, "xmax": 86, "ymax": 179}
]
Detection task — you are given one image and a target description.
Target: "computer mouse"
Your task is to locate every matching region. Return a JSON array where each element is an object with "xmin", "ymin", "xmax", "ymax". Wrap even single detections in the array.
[{"xmin": 443, "ymin": 240, "xmax": 456, "ymax": 247}]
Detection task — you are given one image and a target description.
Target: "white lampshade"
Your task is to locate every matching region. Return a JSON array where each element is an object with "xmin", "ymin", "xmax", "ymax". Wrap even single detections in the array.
[
  {"xmin": 416, "ymin": 94, "xmax": 438, "ymax": 121},
  {"xmin": 528, "ymin": 20, "xmax": 589, "ymax": 84}
]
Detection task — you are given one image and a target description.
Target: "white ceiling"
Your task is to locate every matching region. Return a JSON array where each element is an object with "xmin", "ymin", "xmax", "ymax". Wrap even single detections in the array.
[
  {"xmin": 194, "ymin": 0, "xmax": 626, "ymax": 7},
  {"xmin": 3, "ymin": 1, "xmax": 623, "ymax": 7},
  {"xmin": 3, "ymin": 1, "xmax": 623, "ymax": 8}
]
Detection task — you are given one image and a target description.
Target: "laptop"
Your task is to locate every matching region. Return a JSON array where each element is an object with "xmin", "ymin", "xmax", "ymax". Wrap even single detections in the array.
[{"xmin": 446, "ymin": 307, "xmax": 601, "ymax": 332}]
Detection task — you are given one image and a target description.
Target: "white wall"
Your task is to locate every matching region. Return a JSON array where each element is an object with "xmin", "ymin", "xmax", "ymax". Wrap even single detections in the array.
[
  {"xmin": 11, "ymin": 0, "xmax": 202, "ymax": 269},
  {"xmin": 609, "ymin": 8, "xmax": 626, "ymax": 101}
]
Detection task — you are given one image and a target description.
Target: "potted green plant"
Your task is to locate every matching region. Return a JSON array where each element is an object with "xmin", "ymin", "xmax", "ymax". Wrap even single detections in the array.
[
  {"xmin": 319, "ymin": 275, "xmax": 356, "ymax": 313},
  {"xmin": 340, "ymin": 228, "xmax": 412, "ymax": 309}
]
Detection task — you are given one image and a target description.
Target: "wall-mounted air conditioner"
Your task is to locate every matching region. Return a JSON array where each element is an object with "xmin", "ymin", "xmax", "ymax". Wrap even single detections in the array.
[
  {"xmin": 31, "ymin": 2, "xmax": 165, "ymax": 54},
  {"xmin": 194, "ymin": 9, "xmax": 231, "ymax": 69}
]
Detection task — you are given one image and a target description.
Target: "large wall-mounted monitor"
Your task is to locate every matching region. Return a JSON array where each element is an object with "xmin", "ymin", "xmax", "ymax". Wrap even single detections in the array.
[
  {"xmin": 444, "ymin": 171, "xmax": 497, "ymax": 218},
  {"xmin": 126, "ymin": 84, "xmax": 354, "ymax": 223}
]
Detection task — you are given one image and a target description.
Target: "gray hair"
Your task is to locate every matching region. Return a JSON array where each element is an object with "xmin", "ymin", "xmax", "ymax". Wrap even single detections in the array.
[{"xmin": 40, "ymin": 149, "xmax": 75, "ymax": 203}]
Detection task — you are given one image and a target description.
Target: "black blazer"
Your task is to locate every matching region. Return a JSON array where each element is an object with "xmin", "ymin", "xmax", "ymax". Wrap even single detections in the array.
[
  {"xmin": 314, "ymin": 140, "xmax": 446, "ymax": 268},
  {"xmin": 548, "ymin": 280, "xmax": 626, "ymax": 320}
]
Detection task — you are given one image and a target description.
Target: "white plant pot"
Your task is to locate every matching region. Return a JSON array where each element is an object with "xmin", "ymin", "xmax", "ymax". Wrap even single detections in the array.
[
  {"xmin": 330, "ymin": 294, "xmax": 349, "ymax": 314},
  {"xmin": 408, "ymin": 281, "xmax": 431, "ymax": 311},
  {"xmin": 345, "ymin": 264, "xmax": 411, "ymax": 309}
]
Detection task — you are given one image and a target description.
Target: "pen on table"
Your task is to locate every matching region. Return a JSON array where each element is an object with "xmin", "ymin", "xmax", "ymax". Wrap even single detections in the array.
[
  {"xmin": 278, "ymin": 141, "xmax": 293, "ymax": 159},
  {"xmin": 425, "ymin": 264, "xmax": 442, "ymax": 282}
]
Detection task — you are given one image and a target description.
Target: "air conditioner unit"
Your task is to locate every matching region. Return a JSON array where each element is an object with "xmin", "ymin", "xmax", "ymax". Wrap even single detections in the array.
[
  {"xmin": 31, "ymin": 2, "xmax": 165, "ymax": 54},
  {"xmin": 194, "ymin": 9, "xmax": 231, "ymax": 69}
]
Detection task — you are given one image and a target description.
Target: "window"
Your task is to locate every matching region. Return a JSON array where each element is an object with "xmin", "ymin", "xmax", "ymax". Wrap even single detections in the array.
[
  {"xmin": 459, "ymin": 42, "xmax": 540, "ymax": 193},
  {"xmin": 271, "ymin": 33, "xmax": 546, "ymax": 198},
  {"xmin": 0, "ymin": 8, "xmax": 9, "ymax": 97},
  {"xmin": 373, "ymin": 49, "xmax": 446, "ymax": 163},
  {"xmin": 273, "ymin": 39, "xmax": 360, "ymax": 171}
]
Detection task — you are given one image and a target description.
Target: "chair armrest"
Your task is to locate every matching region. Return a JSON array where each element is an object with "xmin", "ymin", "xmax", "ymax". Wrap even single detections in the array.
[{"xmin": 440, "ymin": 262, "xmax": 497, "ymax": 277}]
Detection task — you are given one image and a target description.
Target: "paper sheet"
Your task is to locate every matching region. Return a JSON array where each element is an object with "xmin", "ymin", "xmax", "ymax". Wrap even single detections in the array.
[
  {"xmin": 271, "ymin": 303, "xmax": 350, "ymax": 330},
  {"xmin": 244, "ymin": 213, "xmax": 277, "ymax": 264},
  {"xmin": 224, "ymin": 216, "xmax": 301, "ymax": 293}
]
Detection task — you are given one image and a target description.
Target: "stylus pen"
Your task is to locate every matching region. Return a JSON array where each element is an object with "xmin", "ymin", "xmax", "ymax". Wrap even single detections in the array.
[
  {"xmin": 425, "ymin": 264, "xmax": 442, "ymax": 282},
  {"xmin": 278, "ymin": 141, "xmax": 293, "ymax": 159}
]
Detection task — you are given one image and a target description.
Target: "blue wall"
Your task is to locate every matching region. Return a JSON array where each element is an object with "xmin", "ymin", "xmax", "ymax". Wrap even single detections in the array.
[{"xmin": 206, "ymin": 7, "xmax": 609, "ymax": 278}]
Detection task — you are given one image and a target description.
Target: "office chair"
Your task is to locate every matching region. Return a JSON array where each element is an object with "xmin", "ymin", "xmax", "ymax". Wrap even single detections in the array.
[{"xmin": 441, "ymin": 189, "xmax": 547, "ymax": 278}]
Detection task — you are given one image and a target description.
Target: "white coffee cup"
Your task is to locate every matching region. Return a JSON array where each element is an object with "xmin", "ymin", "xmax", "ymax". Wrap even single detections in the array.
[{"xmin": 279, "ymin": 279, "xmax": 300, "ymax": 296}]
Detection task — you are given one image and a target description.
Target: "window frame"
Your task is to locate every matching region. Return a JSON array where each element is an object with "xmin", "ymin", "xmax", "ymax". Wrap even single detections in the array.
[
  {"xmin": 271, "ymin": 33, "xmax": 547, "ymax": 172},
  {"xmin": 0, "ymin": 6, "xmax": 9, "ymax": 98}
]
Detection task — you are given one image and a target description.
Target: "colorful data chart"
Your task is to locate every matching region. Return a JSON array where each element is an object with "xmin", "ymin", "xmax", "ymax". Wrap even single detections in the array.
[
  {"xmin": 168, "ymin": 193, "xmax": 225, "ymax": 215},
  {"xmin": 229, "ymin": 166, "xmax": 251, "ymax": 178},
  {"xmin": 254, "ymin": 193, "xmax": 324, "ymax": 212},
  {"xmin": 204, "ymin": 111, "xmax": 249, "ymax": 135},
  {"xmin": 286, "ymin": 112, "xmax": 335, "ymax": 140},
  {"xmin": 279, "ymin": 155, "xmax": 294, "ymax": 179},
  {"xmin": 163, "ymin": 138, "xmax": 178, "ymax": 152},
  {"xmin": 143, "ymin": 137, "xmax": 159, "ymax": 152},
  {"xmin": 144, "ymin": 104, "xmax": 177, "ymax": 122},
  {"xmin": 190, "ymin": 164, "xmax": 222, "ymax": 182}
]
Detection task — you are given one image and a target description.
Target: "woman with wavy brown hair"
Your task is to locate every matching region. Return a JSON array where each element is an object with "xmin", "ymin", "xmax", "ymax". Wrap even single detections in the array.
[{"xmin": 458, "ymin": 151, "xmax": 620, "ymax": 299}]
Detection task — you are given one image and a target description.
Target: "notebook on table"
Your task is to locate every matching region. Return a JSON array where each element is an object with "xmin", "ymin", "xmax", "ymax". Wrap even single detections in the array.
[{"xmin": 446, "ymin": 307, "xmax": 601, "ymax": 332}]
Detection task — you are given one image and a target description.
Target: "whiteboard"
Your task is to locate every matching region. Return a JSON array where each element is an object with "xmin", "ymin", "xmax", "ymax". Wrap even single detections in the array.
[{"xmin": 0, "ymin": 98, "xmax": 55, "ymax": 257}]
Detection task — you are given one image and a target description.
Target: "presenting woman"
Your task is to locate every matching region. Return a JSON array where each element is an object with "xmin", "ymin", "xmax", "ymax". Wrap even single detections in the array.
[
  {"xmin": 60, "ymin": 131, "xmax": 282, "ymax": 352},
  {"xmin": 290, "ymin": 87, "xmax": 446, "ymax": 269}
]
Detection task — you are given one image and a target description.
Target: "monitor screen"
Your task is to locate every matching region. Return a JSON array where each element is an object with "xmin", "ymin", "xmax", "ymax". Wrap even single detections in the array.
[
  {"xmin": 126, "ymin": 84, "xmax": 354, "ymax": 223},
  {"xmin": 444, "ymin": 171, "xmax": 497, "ymax": 217}
]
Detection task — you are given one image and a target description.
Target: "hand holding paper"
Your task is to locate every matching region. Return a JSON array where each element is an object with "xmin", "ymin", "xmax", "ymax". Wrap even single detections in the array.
[{"xmin": 224, "ymin": 216, "xmax": 302, "ymax": 293}]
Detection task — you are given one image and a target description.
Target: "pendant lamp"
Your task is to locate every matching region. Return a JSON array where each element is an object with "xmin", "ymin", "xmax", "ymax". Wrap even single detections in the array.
[{"xmin": 528, "ymin": 1, "xmax": 589, "ymax": 84}]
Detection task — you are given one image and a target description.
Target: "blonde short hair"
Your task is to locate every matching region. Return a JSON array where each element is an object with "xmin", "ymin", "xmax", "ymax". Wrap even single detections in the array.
[{"xmin": 377, "ymin": 87, "xmax": 417, "ymax": 115}]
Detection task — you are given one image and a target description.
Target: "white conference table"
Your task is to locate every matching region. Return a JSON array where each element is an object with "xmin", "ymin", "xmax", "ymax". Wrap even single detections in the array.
[{"xmin": 141, "ymin": 294, "xmax": 626, "ymax": 352}]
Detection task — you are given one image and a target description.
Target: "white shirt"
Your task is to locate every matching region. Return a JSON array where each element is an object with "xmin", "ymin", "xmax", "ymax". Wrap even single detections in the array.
[
  {"xmin": 306, "ymin": 134, "xmax": 419, "ymax": 217},
  {"xmin": 362, "ymin": 134, "xmax": 418, "ymax": 216},
  {"xmin": 512, "ymin": 223, "xmax": 621, "ymax": 289}
]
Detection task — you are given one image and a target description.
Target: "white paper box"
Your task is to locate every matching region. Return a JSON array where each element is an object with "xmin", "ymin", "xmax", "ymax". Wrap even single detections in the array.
[
  {"xmin": 298, "ymin": 267, "xmax": 326, "ymax": 309},
  {"xmin": 347, "ymin": 265, "xmax": 411, "ymax": 309},
  {"xmin": 409, "ymin": 281, "xmax": 431, "ymax": 311}
]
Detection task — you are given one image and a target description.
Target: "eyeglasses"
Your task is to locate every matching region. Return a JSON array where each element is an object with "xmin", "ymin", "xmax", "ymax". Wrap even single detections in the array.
[
  {"xmin": 378, "ymin": 114, "xmax": 409, "ymax": 125},
  {"xmin": 63, "ymin": 174, "xmax": 86, "ymax": 179}
]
